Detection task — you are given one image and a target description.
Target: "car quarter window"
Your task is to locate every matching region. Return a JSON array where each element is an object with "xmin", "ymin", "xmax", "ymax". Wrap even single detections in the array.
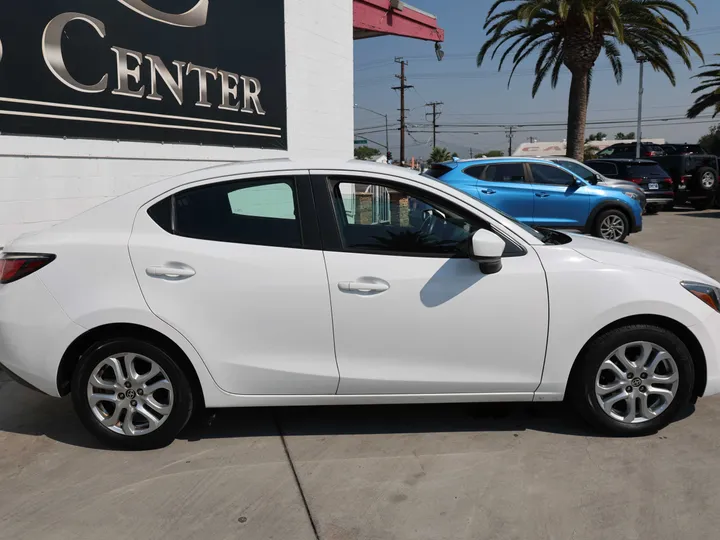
[
  {"xmin": 328, "ymin": 177, "xmax": 523, "ymax": 257},
  {"xmin": 529, "ymin": 163, "xmax": 575, "ymax": 185},
  {"xmin": 479, "ymin": 163, "xmax": 526, "ymax": 183},
  {"xmin": 462, "ymin": 165, "xmax": 486, "ymax": 179},
  {"xmin": 148, "ymin": 176, "xmax": 303, "ymax": 248}
]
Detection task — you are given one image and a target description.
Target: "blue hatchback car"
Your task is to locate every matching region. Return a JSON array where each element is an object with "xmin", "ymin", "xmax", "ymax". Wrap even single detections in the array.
[{"xmin": 424, "ymin": 157, "xmax": 643, "ymax": 242}]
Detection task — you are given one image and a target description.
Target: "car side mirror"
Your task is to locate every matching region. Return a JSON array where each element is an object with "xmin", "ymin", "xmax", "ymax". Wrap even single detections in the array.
[{"xmin": 469, "ymin": 229, "xmax": 505, "ymax": 274}]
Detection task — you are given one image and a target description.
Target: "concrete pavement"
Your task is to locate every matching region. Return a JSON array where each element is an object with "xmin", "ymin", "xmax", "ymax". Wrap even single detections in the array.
[{"xmin": 2, "ymin": 208, "xmax": 720, "ymax": 540}]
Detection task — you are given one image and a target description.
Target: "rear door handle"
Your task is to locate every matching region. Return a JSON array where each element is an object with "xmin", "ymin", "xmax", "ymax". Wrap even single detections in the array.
[
  {"xmin": 535, "ymin": 193, "xmax": 550, "ymax": 198},
  {"xmin": 481, "ymin": 188, "xmax": 496, "ymax": 194},
  {"xmin": 146, "ymin": 264, "xmax": 196, "ymax": 280},
  {"xmin": 338, "ymin": 279, "xmax": 390, "ymax": 294}
]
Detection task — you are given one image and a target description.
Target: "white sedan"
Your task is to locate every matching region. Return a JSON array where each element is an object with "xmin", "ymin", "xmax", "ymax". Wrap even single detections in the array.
[{"xmin": 1, "ymin": 160, "xmax": 719, "ymax": 449}]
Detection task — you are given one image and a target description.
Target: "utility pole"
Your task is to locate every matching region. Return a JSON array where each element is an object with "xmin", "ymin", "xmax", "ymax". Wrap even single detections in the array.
[
  {"xmin": 506, "ymin": 125, "xmax": 517, "ymax": 156},
  {"xmin": 635, "ymin": 54, "xmax": 647, "ymax": 159},
  {"xmin": 425, "ymin": 101, "xmax": 444, "ymax": 148},
  {"xmin": 392, "ymin": 57, "xmax": 412, "ymax": 165}
]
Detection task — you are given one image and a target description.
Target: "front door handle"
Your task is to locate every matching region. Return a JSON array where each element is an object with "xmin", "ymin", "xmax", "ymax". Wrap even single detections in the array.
[
  {"xmin": 146, "ymin": 264, "xmax": 196, "ymax": 280},
  {"xmin": 535, "ymin": 192, "xmax": 550, "ymax": 198},
  {"xmin": 481, "ymin": 188, "xmax": 496, "ymax": 194},
  {"xmin": 338, "ymin": 278, "xmax": 390, "ymax": 294}
]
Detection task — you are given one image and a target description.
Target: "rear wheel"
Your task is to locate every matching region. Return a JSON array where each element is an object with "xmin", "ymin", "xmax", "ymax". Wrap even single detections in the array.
[
  {"xmin": 71, "ymin": 339, "xmax": 194, "ymax": 450},
  {"xmin": 570, "ymin": 325, "xmax": 694, "ymax": 436},
  {"xmin": 592, "ymin": 209, "xmax": 629, "ymax": 242}
]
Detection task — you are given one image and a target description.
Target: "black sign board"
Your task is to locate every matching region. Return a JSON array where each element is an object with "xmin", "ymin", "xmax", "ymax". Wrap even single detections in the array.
[{"xmin": 0, "ymin": 0, "xmax": 287, "ymax": 149}]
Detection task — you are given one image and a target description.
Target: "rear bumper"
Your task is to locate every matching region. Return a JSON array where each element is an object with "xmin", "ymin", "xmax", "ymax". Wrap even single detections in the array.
[{"xmin": 0, "ymin": 275, "xmax": 85, "ymax": 397}]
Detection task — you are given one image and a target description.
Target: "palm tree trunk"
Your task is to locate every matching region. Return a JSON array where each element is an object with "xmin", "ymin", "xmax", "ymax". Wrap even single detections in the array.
[{"xmin": 566, "ymin": 70, "xmax": 589, "ymax": 161}]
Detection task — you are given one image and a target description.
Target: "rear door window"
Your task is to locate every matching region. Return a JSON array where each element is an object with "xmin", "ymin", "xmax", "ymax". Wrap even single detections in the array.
[{"xmin": 481, "ymin": 163, "xmax": 526, "ymax": 182}]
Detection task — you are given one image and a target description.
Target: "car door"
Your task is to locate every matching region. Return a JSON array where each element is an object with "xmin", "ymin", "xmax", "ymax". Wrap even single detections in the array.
[
  {"xmin": 464, "ymin": 162, "xmax": 535, "ymax": 224},
  {"xmin": 128, "ymin": 172, "xmax": 339, "ymax": 395},
  {"xmin": 528, "ymin": 163, "xmax": 592, "ymax": 228},
  {"xmin": 313, "ymin": 171, "xmax": 549, "ymax": 396}
]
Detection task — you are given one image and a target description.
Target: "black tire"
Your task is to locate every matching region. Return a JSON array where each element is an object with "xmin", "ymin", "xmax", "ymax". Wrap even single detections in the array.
[
  {"xmin": 570, "ymin": 325, "xmax": 694, "ymax": 436},
  {"xmin": 694, "ymin": 166, "xmax": 717, "ymax": 192},
  {"xmin": 644, "ymin": 205, "xmax": 659, "ymax": 215},
  {"xmin": 71, "ymin": 338, "xmax": 194, "ymax": 450},
  {"xmin": 591, "ymin": 208, "xmax": 629, "ymax": 242}
]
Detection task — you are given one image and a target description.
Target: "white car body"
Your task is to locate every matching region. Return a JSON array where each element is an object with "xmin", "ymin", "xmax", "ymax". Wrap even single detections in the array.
[{"xmin": 2, "ymin": 159, "xmax": 720, "ymax": 411}]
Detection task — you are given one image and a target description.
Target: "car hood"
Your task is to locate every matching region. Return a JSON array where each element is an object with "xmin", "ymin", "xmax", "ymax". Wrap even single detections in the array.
[{"xmin": 568, "ymin": 234, "xmax": 719, "ymax": 286}]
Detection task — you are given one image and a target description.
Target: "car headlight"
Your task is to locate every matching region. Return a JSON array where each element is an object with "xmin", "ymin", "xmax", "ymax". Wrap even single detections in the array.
[
  {"xmin": 624, "ymin": 191, "xmax": 639, "ymax": 200},
  {"xmin": 681, "ymin": 281, "xmax": 720, "ymax": 312}
]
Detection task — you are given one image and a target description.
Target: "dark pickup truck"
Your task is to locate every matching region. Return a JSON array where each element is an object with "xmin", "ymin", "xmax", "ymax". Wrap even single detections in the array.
[{"xmin": 649, "ymin": 150, "xmax": 718, "ymax": 210}]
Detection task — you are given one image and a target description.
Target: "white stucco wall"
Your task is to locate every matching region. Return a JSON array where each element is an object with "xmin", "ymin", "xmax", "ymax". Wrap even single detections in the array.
[{"xmin": 0, "ymin": 0, "xmax": 354, "ymax": 246}]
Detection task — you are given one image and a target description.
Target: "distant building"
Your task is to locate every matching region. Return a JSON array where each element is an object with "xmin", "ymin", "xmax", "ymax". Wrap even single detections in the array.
[{"xmin": 513, "ymin": 139, "xmax": 666, "ymax": 157}]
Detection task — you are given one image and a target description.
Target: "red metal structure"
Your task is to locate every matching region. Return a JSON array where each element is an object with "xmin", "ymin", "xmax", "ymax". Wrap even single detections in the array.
[{"xmin": 353, "ymin": 0, "xmax": 444, "ymax": 42}]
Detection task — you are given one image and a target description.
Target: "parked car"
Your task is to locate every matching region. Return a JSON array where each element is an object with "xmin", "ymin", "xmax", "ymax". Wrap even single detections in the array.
[
  {"xmin": 1, "ymin": 159, "xmax": 719, "ymax": 449},
  {"xmin": 546, "ymin": 156, "xmax": 647, "ymax": 212},
  {"xmin": 426, "ymin": 157, "xmax": 642, "ymax": 242},
  {"xmin": 650, "ymin": 147, "xmax": 718, "ymax": 210},
  {"xmin": 596, "ymin": 142, "xmax": 666, "ymax": 158},
  {"xmin": 659, "ymin": 143, "xmax": 708, "ymax": 155},
  {"xmin": 585, "ymin": 159, "xmax": 675, "ymax": 214}
]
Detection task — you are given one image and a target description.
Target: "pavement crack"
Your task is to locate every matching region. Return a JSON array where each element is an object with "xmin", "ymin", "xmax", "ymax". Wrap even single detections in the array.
[{"xmin": 274, "ymin": 413, "xmax": 320, "ymax": 540}]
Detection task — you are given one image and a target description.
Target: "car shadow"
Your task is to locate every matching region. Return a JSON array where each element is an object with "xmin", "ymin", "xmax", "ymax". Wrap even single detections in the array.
[
  {"xmin": 0, "ymin": 379, "xmax": 697, "ymax": 449},
  {"xmin": 677, "ymin": 211, "xmax": 720, "ymax": 219}
]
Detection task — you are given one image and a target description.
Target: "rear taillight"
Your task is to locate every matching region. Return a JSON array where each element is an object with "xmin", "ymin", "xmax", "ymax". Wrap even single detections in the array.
[
  {"xmin": 643, "ymin": 151, "xmax": 656, "ymax": 157},
  {"xmin": 0, "ymin": 254, "xmax": 55, "ymax": 284},
  {"xmin": 630, "ymin": 178, "xmax": 643, "ymax": 184},
  {"xmin": 664, "ymin": 177, "xmax": 673, "ymax": 185},
  {"xmin": 681, "ymin": 175, "xmax": 692, "ymax": 184}
]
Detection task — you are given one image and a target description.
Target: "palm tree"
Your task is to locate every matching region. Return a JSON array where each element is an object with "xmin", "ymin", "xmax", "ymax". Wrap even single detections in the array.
[
  {"xmin": 428, "ymin": 147, "xmax": 452, "ymax": 164},
  {"xmin": 478, "ymin": 0, "xmax": 703, "ymax": 160},
  {"xmin": 687, "ymin": 55, "xmax": 720, "ymax": 118}
]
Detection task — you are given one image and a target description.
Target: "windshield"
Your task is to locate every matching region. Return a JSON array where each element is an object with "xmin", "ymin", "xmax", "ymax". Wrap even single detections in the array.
[
  {"xmin": 551, "ymin": 159, "xmax": 595, "ymax": 181},
  {"xmin": 489, "ymin": 206, "xmax": 568, "ymax": 244}
]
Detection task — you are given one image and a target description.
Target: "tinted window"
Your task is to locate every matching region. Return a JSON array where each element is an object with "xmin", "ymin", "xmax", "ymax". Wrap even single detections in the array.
[
  {"xmin": 551, "ymin": 160, "xmax": 595, "ymax": 181},
  {"xmin": 481, "ymin": 163, "xmax": 526, "ymax": 183},
  {"xmin": 147, "ymin": 197, "xmax": 172, "ymax": 233},
  {"xmin": 330, "ymin": 179, "xmax": 522, "ymax": 257},
  {"xmin": 174, "ymin": 177, "xmax": 302, "ymax": 247},
  {"xmin": 626, "ymin": 163, "xmax": 669, "ymax": 177},
  {"xmin": 422, "ymin": 164, "xmax": 453, "ymax": 179},
  {"xmin": 530, "ymin": 164, "xmax": 575, "ymax": 185},
  {"xmin": 587, "ymin": 161, "xmax": 618, "ymax": 176},
  {"xmin": 463, "ymin": 165, "xmax": 486, "ymax": 180}
]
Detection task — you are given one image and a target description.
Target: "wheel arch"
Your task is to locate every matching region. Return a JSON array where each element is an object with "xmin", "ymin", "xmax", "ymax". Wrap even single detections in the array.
[
  {"xmin": 586, "ymin": 200, "xmax": 635, "ymax": 233},
  {"xmin": 567, "ymin": 314, "xmax": 707, "ymax": 398},
  {"xmin": 57, "ymin": 323, "xmax": 206, "ymax": 408}
]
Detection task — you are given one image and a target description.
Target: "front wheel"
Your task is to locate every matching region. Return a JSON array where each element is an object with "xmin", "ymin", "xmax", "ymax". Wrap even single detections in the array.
[
  {"xmin": 570, "ymin": 325, "xmax": 694, "ymax": 436},
  {"xmin": 71, "ymin": 339, "xmax": 194, "ymax": 450},
  {"xmin": 591, "ymin": 209, "xmax": 629, "ymax": 242}
]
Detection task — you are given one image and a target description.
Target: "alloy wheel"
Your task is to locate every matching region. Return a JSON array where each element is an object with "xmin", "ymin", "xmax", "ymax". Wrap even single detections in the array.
[
  {"xmin": 86, "ymin": 353, "xmax": 174, "ymax": 436},
  {"xmin": 599, "ymin": 215, "xmax": 625, "ymax": 241},
  {"xmin": 701, "ymin": 172, "xmax": 715, "ymax": 189},
  {"xmin": 594, "ymin": 341, "xmax": 679, "ymax": 424}
]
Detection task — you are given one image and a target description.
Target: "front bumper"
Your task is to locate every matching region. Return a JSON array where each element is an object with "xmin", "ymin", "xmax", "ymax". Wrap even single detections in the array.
[{"xmin": 689, "ymin": 310, "xmax": 720, "ymax": 398}]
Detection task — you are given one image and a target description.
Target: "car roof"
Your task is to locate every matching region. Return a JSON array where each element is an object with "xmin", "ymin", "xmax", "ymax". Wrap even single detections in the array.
[
  {"xmin": 587, "ymin": 158, "xmax": 658, "ymax": 164},
  {"xmin": 437, "ymin": 157, "xmax": 560, "ymax": 166}
]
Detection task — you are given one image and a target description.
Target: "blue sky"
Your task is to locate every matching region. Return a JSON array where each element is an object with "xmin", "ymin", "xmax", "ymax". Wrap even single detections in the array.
[{"xmin": 353, "ymin": 0, "xmax": 720, "ymax": 159}]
